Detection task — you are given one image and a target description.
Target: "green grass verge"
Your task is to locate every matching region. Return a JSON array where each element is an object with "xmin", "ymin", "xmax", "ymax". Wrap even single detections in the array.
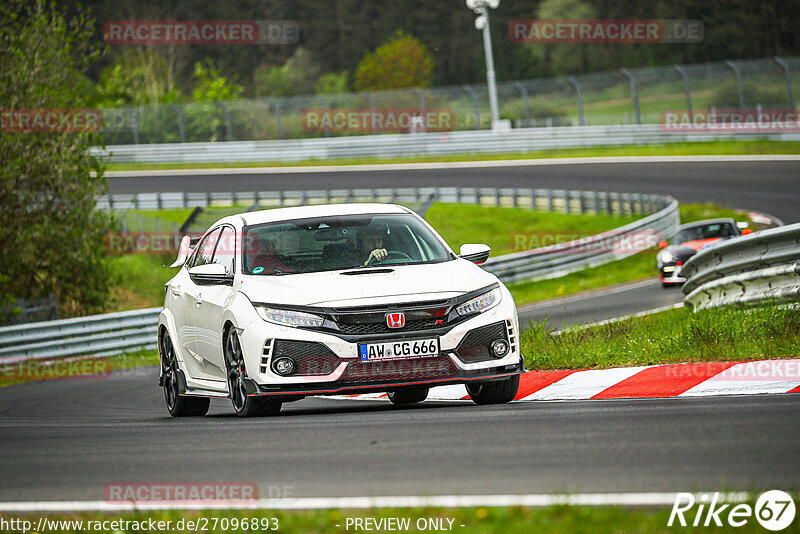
[
  {"xmin": 521, "ymin": 302, "xmax": 800, "ymax": 371},
  {"xmin": 0, "ymin": 503, "xmax": 784, "ymax": 533},
  {"xmin": 104, "ymin": 140, "xmax": 799, "ymax": 171},
  {"xmin": 0, "ymin": 349, "xmax": 158, "ymax": 387}
]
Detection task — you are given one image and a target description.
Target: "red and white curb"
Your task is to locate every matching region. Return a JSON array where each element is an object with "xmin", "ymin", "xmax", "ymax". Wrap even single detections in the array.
[{"xmin": 329, "ymin": 359, "xmax": 800, "ymax": 402}]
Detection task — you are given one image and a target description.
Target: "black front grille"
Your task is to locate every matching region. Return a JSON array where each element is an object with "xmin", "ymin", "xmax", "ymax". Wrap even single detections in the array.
[
  {"xmin": 339, "ymin": 356, "xmax": 456, "ymax": 382},
  {"xmin": 271, "ymin": 340, "xmax": 341, "ymax": 376},
  {"xmin": 455, "ymin": 322, "xmax": 508, "ymax": 363},
  {"xmin": 337, "ymin": 319, "xmax": 439, "ymax": 335}
]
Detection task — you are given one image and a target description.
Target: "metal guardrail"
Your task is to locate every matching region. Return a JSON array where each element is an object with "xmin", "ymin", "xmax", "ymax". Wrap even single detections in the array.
[
  {"xmin": 0, "ymin": 308, "xmax": 161, "ymax": 364},
  {"xmin": 92, "ymin": 125, "xmax": 798, "ymax": 164},
  {"xmin": 681, "ymin": 223, "xmax": 800, "ymax": 310},
  {"xmin": 2, "ymin": 187, "xmax": 676, "ymax": 363}
]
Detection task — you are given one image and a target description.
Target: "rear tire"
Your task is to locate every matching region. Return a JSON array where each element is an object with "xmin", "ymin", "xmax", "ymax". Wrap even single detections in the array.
[
  {"xmin": 467, "ymin": 374, "xmax": 520, "ymax": 405},
  {"xmin": 161, "ymin": 331, "xmax": 210, "ymax": 417},
  {"xmin": 388, "ymin": 386, "xmax": 429, "ymax": 405},
  {"xmin": 225, "ymin": 327, "xmax": 282, "ymax": 417}
]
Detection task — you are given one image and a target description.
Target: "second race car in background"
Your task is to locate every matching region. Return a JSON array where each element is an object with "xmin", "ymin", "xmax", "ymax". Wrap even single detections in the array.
[{"xmin": 656, "ymin": 218, "xmax": 751, "ymax": 287}]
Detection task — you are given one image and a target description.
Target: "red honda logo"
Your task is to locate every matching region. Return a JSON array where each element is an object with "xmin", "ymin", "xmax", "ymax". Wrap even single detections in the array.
[{"xmin": 386, "ymin": 312, "xmax": 405, "ymax": 329}]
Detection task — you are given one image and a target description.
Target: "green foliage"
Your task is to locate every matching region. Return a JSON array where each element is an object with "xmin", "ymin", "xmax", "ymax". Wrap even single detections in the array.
[
  {"xmin": 190, "ymin": 59, "xmax": 243, "ymax": 102},
  {"xmin": 253, "ymin": 48, "xmax": 321, "ymax": 97},
  {"xmin": 92, "ymin": 49, "xmax": 180, "ymax": 107},
  {"xmin": 354, "ymin": 31, "xmax": 434, "ymax": 91},
  {"xmin": 314, "ymin": 72, "xmax": 350, "ymax": 95},
  {"xmin": 0, "ymin": 0, "xmax": 113, "ymax": 318}
]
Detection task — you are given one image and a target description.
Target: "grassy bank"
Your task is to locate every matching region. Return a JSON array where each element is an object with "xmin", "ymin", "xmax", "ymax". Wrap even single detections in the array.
[
  {"xmin": 104, "ymin": 140, "xmax": 799, "ymax": 172},
  {"xmin": 521, "ymin": 302, "xmax": 800, "ymax": 371},
  {"xmin": 0, "ymin": 501, "xmax": 783, "ymax": 534}
]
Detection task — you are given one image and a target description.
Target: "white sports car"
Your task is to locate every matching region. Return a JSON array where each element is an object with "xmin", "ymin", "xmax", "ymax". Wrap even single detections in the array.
[{"xmin": 158, "ymin": 203, "xmax": 523, "ymax": 417}]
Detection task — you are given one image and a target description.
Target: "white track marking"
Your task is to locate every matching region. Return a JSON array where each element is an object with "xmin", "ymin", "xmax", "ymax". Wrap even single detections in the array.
[
  {"xmin": 105, "ymin": 155, "xmax": 800, "ymax": 177},
  {"xmin": 522, "ymin": 366, "xmax": 649, "ymax": 400},
  {"xmin": 0, "ymin": 492, "xmax": 751, "ymax": 512}
]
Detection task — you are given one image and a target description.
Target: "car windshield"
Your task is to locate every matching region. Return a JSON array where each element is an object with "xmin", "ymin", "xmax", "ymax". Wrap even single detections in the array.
[
  {"xmin": 242, "ymin": 213, "xmax": 453, "ymax": 275},
  {"xmin": 674, "ymin": 223, "xmax": 737, "ymax": 244}
]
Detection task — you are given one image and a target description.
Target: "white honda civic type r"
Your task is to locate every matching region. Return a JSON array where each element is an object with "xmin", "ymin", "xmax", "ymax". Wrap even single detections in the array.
[{"xmin": 158, "ymin": 203, "xmax": 523, "ymax": 417}]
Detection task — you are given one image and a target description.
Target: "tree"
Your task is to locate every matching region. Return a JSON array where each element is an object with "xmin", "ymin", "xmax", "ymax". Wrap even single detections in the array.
[
  {"xmin": 0, "ymin": 0, "xmax": 112, "ymax": 318},
  {"xmin": 354, "ymin": 31, "xmax": 434, "ymax": 91},
  {"xmin": 253, "ymin": 48, "xmax": 321, "ymax": 97}
]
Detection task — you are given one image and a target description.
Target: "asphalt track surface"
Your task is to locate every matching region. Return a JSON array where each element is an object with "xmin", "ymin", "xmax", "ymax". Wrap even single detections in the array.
[
  {"xmin": 107, "ymin": 160, "xmax": 800, "ymax": 224},
  {"xmin": 2, "ymin": 159, "xmax": 798, "ymax": 503},
  {"xmin": 0, "ymin": 369, "xmax": 798, "ymax": 501}
]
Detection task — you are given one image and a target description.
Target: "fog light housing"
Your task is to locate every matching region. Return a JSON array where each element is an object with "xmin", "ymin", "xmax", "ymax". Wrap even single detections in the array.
[
  {"xmin": 273, "ymin": 357, "xmax": 296, "ymax": 376},
  {"xmin": 490, "ymin": 339, "xmax": 509, "ymax": 358}
]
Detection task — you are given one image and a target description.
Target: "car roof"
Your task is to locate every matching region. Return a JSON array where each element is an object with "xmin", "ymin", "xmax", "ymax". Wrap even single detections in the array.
[
  {"xmin": 213, "ymin": 203, "xmax": 413, "ymax": 228},
  {"xmin": 677, "ymin": 218, "xmax": 737, "ymax": 231}
]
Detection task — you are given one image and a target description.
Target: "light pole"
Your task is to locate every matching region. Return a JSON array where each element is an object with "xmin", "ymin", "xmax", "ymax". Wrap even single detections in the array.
[{"xmin": 466, "ymin": 0, "xmax": 501, "ymax": 129}]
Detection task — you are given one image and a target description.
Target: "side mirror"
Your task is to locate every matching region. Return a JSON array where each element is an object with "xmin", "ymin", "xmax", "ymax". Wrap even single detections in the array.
[
  {"xmin": 459, "ymin": 244, "xmax": 491, "ymax": 265},
  {"xmin": 169, "ymin": 235, "xmax": 193, "ymax": 268},
  {"xmin": 189, "ymin": 264, "xmax": 233, "ymax": 285},
  {"xmin": 741, "ymin": 228, "xmax": 753, "ymax": 235},
  {"xmin": 658, "ymin": 240, "xmax": 669, "ymax": 249}
]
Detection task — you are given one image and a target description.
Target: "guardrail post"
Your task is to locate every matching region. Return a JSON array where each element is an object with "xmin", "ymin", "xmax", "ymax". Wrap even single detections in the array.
[
  {"xmin": 215, "ymin": 101, "xmax": 234, "ymax": 141},
  {"xmin": 564, "ymin": 191, "xmax": 571, "ymax": 214},
  {"xmin": 724, "ymin": 60, "xmax": 745, "ymax": 110},
  {"xmin": 463, "ymin": 85, "xmax": 481, "ymax": 130},
  {"xmin": 567, "ymin": 76, "xmax": 586, "ymax": 126},
  {"xmin": 674, "ymin": 65, "xmax": 693, "ymax": 121},
  {"xmin": 514, "ymin": 82, "xmax": 531, "ymax": 127},
  {"xmin": 182, "ymin": 192, "xmax": 187, "ymax": 209},
  {"xmin": 171, "ymin": 103, "xmax": 186, "ymax": 143},
  {"xmin": 530, "ymin": 190, "xmax": 537, "ymax": 210},
  {"xmin": 774, "ymin": 57, "xmax": 795, "ymax": 109},
  {"xmin": 547, "ymin": 189, "xmax": 554, "ymax": 212},
  {"xmin": 495, "ymin": 189, "xmax": 500, "ymax": 207},
  {"xmin": 592, "ymin": 191, "xmax": 599, "ymax": 214},
  {"xmin": 619, "ymin": 69, "xmax": 641, "ymax": 125}
]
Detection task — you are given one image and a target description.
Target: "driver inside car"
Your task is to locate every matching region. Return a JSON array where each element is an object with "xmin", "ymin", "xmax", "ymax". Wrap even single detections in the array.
[{"xmin": 357, "ymin": 226, "xmax": 388, "ymax": 265}]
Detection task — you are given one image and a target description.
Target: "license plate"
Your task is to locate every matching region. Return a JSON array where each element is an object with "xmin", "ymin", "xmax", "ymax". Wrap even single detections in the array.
[{"xmin": 359, "ymin": 338, "xmax": 440, "ymax": 362}]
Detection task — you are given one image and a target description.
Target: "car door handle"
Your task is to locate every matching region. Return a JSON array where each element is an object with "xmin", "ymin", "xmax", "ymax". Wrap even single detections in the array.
[
  {"xmin": 194, "ymin": 293, "xmax": 203, "ymax": 306},
  {"xmin": 171, "ymin": 286, "xmax": 181, "ymax": 296}
]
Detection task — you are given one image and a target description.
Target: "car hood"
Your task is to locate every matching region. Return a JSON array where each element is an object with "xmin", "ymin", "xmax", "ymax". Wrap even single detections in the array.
[{"xmin": 239, "ymin": 259, "xmax": 498, "ymax": 307}]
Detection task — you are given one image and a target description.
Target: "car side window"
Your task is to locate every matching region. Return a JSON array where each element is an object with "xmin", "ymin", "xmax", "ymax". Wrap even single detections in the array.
[
  {"xmin": 189, "ymin": 228, "xmax": 222, "ymax": 268},
  {"xmin": 213, "ymin": 226, "xmax": 236, "ymax": 275}
]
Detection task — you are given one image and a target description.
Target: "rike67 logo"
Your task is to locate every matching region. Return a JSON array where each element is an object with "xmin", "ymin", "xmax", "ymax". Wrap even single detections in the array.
[{"xmin": 669, "ymin": 490, "xmax": 796, "ymax": 531}]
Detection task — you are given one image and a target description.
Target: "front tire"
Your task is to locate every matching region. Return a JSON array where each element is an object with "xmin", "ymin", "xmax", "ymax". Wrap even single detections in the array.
[
  {"xmin": 161, "ymin": 331, "xmax": 210, "ymax": 417},
  {"xmin": 388, "ymin": 386, "xmax": 429, "ymax": 405},
  {"xmin": 225, "ymin": 328, "xmax": 282, "ymax": 417},
  {"xmin": 467, "ymin": 374, "xmax": 520, "ymax": 405}
]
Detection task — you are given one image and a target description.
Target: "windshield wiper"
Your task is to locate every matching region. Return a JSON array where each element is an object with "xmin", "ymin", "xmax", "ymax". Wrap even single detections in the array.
[{"xmin": 340, "ymin": 268, "xmax": 395, "ymax": 276}]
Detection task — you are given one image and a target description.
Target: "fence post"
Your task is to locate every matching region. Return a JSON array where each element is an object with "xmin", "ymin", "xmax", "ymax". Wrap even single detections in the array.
[
  {"xmin": 171, "ymin": 103, "xmax": 186, "ymax": 143},
  {"xmin": 774, "ymin": 57, "xmax": 795, "ymax": 110},
  {"xmin": 547, "ymin": 189, "xmax": 554, "ymax": 212},
  {"xmin": 567, "ymin": 76, "xmax": 586, "ymax": 126},
  {"xmin": 412, "ymin": 88, "xmax": 426, "ymax": 114},
  {"xmin": 725, "ymin": 60, "xmax": 745, "ymax": 110},
  {"xmin": 270, "ymin": 98, "xmax": 283, "ymax": 139},
  {"xmin": 16, "ymin": 298, "xmax": 26, "ymax": 324},
  {"xmin": 215, "ymin": 101, "xmax": 234, "ymax": 141},
  {"xmin": 674, "ymin": 65, "xmax": 693, "ymax": 121},
  {"xmin": 463, "ymin": 85, "xmax": 481, "ymax": 130},
  {"xmin": 364, "ymin": 92, "xmax": 378, "ymax": 134},
  {"xmin": 127, "ymin": 107, "xmax": 139, "ymax": 144},
  {"xmin": 619, "ymin": 69, "xmax": 641, "ymax": 125},
  {"xmin": 138, "ymin": 214, "xmax": 144, "ymax": 234},
  {"xmin": 530, "ymin": 189, "xmax": 537, "ymax": 210},
  {"xmin": 48, "ymin": 293, "xmax": 59, "ymax": 320},
  {"xmin": 514, "ymin": 82, "xmax": 531, "ymax": 127}
]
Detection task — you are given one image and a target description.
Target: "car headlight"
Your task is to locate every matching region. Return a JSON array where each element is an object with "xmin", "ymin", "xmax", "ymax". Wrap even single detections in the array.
[
  {"xmin": 256, "ymin": 307, "xmax": 324, "ymax": 328},
  {"xmin": 456, "ymin": 288, "xmax": 501, "ymax": 317},
  {"xmin": 659, "ymin": 250, "xmax": 674, "ymax": 263}
]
